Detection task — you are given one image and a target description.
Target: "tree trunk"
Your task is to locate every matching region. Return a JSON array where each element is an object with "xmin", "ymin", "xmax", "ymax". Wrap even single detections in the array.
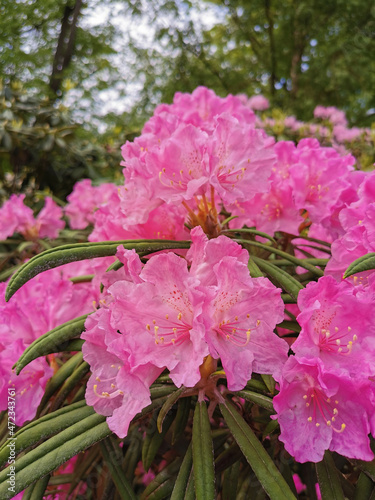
[{"xmin": 49, "ymin": 0, "xmax": 82, "ymax": 96}]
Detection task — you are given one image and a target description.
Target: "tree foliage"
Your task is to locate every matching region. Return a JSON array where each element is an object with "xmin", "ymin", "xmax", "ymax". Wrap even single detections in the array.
[{"xmin": 123, "ymin": 0, "xmax": 375, "ymax": 126}]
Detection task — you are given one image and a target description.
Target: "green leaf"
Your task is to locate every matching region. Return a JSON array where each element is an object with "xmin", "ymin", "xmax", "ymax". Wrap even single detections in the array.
[
  {"xmin": 235, "ymin": 239, "xmax": 324, "ymax": 277},
  {"xmin": 253, "ymin": 256, "xmax": 304, "ymax": 300},
  {"xmin": 350, "ymin": 458, "xmax": 375, "ymax": 482},
  {"xmin": 50, "ymin": 360, "xmax": 90, "ymax": 411},
  {"xmin": 172, "ymin": 396, "xmax": 191, "ymax": 444},
  {"xmin": 233, "ymin": 391, "xmax": 274, "ymax": 412},
  {"xmin": 315, "ymin": 451, "xmax": 345, "ymax": 500},
  {"xmin": 354, "ymin": 472, "xmax": 375, "ymax": 500},
  {"xmin": 343, "ymin": 252, "xmax": 375, "ymax": 279},
  {"xmin": 0, "ymin": 402, "xmax": 94, "ymax": 467},
  {"xmin": 215, "ymin": 444, "xmax": 243, "ymax": 474},
  {"xmin": 260, "ymin": 374, "xmax": 276, "ymax": 395},
  {"xmin": 277, "ymin": 320, "xmax": 301, "ymax": 333},
  {"xmin": 37, "ymin": 352, "xmax": 84, "ymax": 414},
  {"xmin": 141, "ymin": 457, "xmax": 183, "ymax": 500},
  {"xmin": 100, "ymin": 437, "xmax": 137, "ymax": 500},
  {"xmin": 14, "ymin": 315, "xmax": 88, "ymax": 374},
  {"xmin": 222, "ymin": 460, "xmax": 241, "ymax": 500},
  {"xmin": 22, "ymin": 475, "xmax": 50, "ymax": 500},
  {"xmin": 5, "ymin": 239, "xmax": 190, "ymax": 301},
  {"xmin": 247, "ymin": 256, "xmax": 264, "ymax": 278},
  {"xmin": 170, "ymin": 444, "xmax": 193, "ymax": 500},
  {"xmin": 157, "ymin": 386, "xmax": 186, "ymax": 433},
  {"xmin": 192, "ymin": 401, "xmax": 216, "ymax": 500},
  {"xmin": 123, "ymin": 428, "xmax": 143, "ymax": 482},
  {"xmin": 220, "ymin": 401, "xmax": 296, "ymax": 500},
  {"xmin": 222, "ymin": 227, "xmax": 276, "ymax": 244},
  {"xmin": 0, "ymin": 413, "xmax": 111, "ymax": 499},
  {"xmin": 142, "ymin": 409, "xmax": 175, "ymax": 472}
]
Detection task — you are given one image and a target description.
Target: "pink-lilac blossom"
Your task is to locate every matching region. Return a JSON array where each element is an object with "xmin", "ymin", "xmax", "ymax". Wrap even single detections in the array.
[
  {"xmin": 65, "ymin": 179, "xmax": 118, "ymax": 229},
  {"xmin": 292, "ymin": 276, "xmax": 375, "ymax": 378},
  {"xmin": 0, "ymin": 265, "xmax": 99, "ymax": 425},
  {"xmin": 273, "ymin": 357, "xmax": 374, "ymax": 463},
  {"xmin": 0, "ymin": 194, "xmax": 64, "ymax": 240},
  {"xmin": 83, "ymin": 227, "xmax": 287, "ymax": 436}
]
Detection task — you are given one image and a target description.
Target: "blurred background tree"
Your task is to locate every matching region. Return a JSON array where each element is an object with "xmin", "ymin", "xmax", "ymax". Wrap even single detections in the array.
[{"xmin": 0, "ymin": 0, "xmax": 374, "ymax": 198}]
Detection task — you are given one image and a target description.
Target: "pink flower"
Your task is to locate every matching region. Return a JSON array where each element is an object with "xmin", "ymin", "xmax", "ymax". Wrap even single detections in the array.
[
  {"xmin": 82, "ymin": 309, "xmax": 162, "ymax": 438},
  {"xmin": 326, "ymin": 172, "xmax": 375, "ymax": 282},
  {"xmin": 90, "ymin": 190, "xmax": 188, "ymax": 243},
  {"xmin": 208, "ymin": 114, "xmax": 276, "ymax": 205},
  {"xmin": 292, "ymin": 474, "xmax": 306, "ymax": 494},
  {"xmin": 147, "ymin": 123, "xmax": 211, "ymax": 203},
  {"xmin": 0, "ymin": 194, "xmax": 64, "ymax": 240},
  {"xmin": 313, "ymin": 106, "xmax": 348, "ymax": 126},
  {"xmin": 154, "ymin": 86, "xmax": 255, "ymax": 133},
  {"xmin": 292, "ymin": 276, "xmax": 375, "ymax": 378},
  {"xmin": 65, "ymin": 179, "xmax": 118, "ymax": 229},
  {"xmin": 200, "ymin": 257, "xmax": 286, "ymax": 389},
  {"xmin": 228, "ymin": 141, "xmax": 302, "ymax": 235},
  {"xmin": 273, "ymin": 357, "xmax": 373, "ymax": 463},
  {"xmin": 0, "ymin": 266, "xmax": 99, "ymax": 425},
  {"xmin": 246, "ymin": 95, "xmax": 270, "ymax": 111},
  {"xmin": 289, "ymin": 139, "xmax": 355, "ymax": 228},
  {"xmin": 0, "ymin": 194, "xmax": 34, "ymax": 239},
  {"xmin": 83, "ymin": 227, "xmax": 288, "ymax": 436},
  {"xmin": 0, "ymin": 339, "xmax": 53, "ymax": 426}
]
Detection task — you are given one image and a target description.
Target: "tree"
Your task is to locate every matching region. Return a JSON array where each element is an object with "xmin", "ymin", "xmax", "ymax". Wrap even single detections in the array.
[{"xmin": 124, "ymin": 0, "xmax": 375, "ymax": 126}]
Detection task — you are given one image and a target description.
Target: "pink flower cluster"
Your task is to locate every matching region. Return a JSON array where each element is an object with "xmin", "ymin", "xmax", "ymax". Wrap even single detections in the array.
[
  {"xmin": 0, "ymin": 263, "xmax": 99, "ymax": 425},
  {"xmin": 65, "ymin": 179, "xmax": 118, "ymax": 229},
  {"xmin": 61, "ymin": 89, "xmax": 375, "ymax": 462},
  {"xmin": 326, "ymin": 172, "xmax": 375, "ymax": 282},
  {"xmin": 1, "ymin": 87, "xmax": 374, "ymax": 468},
  {"xmin": 274, "ymin": 275, "xmax": 375, "ymax": 463},
  {"xmin": 0, "ymin": 195, "xmax": 64, "ymax": 240},
  {"xmin": 83, "ymin": 227, "xmax": 287, "ymax": 437},
  {"xmin": 88, "ymin": 86, "xmax": 275, "ymax": 241},
  {"xmin": 228, "ymin": 138, "xmax": 359, "ymax": 239}
]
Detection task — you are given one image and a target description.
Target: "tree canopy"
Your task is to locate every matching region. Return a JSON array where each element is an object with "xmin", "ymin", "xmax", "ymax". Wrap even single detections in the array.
[{"xmin": 1, "ymin": 0, "xmax": 374, "ymax": 128}]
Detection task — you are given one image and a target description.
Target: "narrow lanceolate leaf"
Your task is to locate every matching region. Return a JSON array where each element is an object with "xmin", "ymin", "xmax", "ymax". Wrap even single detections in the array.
[
  {"xmin": 37, "ymin": 352, "xmax": 83, "ymax": 414},
  {"xmin": 0, "ymin": 414, "xmax": 111, "ymax": 499},
  {"xmin": 14, "ymin": 315, "xmax": 88, "ymax": 374},
  {"xmin": 170, "ymin": 444, "xmax": 193, "ymax": 500},
  {"xmin": 253, "ymin": 256, "xmax": 304, "ymax": 300},
  {"xmin": 235, "ymin": 238, "xmax": 324, "ymax": 277},
  {"xmin": 277, "ymin": 320, "xmax": 301, "ymax": 334},
  {"xmin": 343, "ymin": 252, "xmax": 375, "ymax": 279},
  {"xmin": 220, "ymin": 401, "xmax": 296, "ymax": 500},
  {"xmin": 100, "ymin": 437, "xmax": 137, "ymax": 500},
  {"xmin": 141, "ymin": 457, "xmax": 183, "ymax": 500},
  {"xmin": 354, "ymin": 472, "xmax": 375, "ymax": 500},
  {"xmin": 50, "ymin": 360, "xmax": 90, "ymax": 411},
  {"xmin": 222, "ymin": 227, "xmax": 276, "ymax": 244},
  {"xmin": 157, "ymin": 386, "xmax": 186, "ymax": 433},
  {"xmin": 247, "ymin": 256, "xmax": 264, "ymax": 278},
  {"xmin": 21, "ymin": 475, "xmax": 50, "ymax": 500},
  {"xmin": 192, "ymin": 401, "xmax": 216, "ymax": 500},
  {"xmin": 315, "ymin": 451, "xmax": 345, "ymax": 500},
  {"xmin": 172, "ymin": 396, "xmax": 192, "ymax": 444},
  {"xmin": 142, "ymin": 410, "xmax": 176, "ymax": 472},
  {"xmin": 222, "ymin": 460, "xmax": 241, "ymax": 500},
  {"xmin": 350, "ymin": 458, "xmax": 375, "ymax": 482},
  {"xmin": 5, "ymin": 239, "xmax": 191, "ymax": 301},
  {"xmin": 233, "ymin": 391, "xmax": 274, "ymax": 412},
  {"xmin": 0, "ymin": 402, "xmax": 94, "ymax": 467}
]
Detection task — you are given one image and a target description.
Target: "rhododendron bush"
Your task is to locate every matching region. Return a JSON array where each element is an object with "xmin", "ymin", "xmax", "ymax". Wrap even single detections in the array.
[{"xmin": 0, "ymin": 87, "xmax": 375, "ymax": 499}]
